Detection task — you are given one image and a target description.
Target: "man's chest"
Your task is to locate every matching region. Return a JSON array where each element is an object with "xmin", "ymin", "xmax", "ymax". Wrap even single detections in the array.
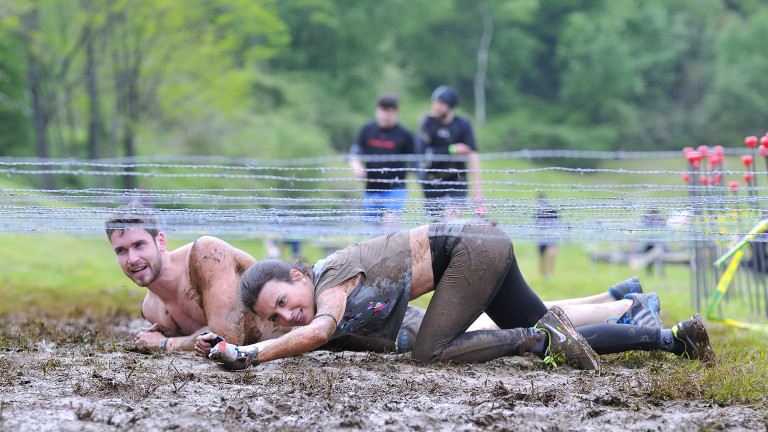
[{"xmin": 158, "ymin": 301, "xmax": 207, "ymax": 335}]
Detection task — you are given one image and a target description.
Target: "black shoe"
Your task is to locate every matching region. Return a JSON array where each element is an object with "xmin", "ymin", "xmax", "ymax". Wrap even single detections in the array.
[
  {"xmin": 534, "ymin": 306, "xmax": 600, "ymax": 370},
  {"xmin": 672, "ymin": 313, "xmax": 716, "ymax": 363}
]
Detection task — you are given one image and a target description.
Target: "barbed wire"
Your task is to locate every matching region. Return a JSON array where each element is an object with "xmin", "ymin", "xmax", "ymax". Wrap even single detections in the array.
[{"xmin": 1, "ymin": 152, "xmax": 767, "ymax": 245}]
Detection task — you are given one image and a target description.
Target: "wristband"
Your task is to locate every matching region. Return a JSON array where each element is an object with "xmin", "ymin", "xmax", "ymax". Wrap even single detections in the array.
[
  {"xmin": 314, "ymin": 313, "xmax": 339, "ymax": 329},
  {"xmin": 448, "ymin": 144, "xmax": 456, "ymax": 154},
  {"xmin": 236, "ymin": 345, "xmax": 260, "ymax": 366},
  {"xmin": 159, "ymin": 337, "xmax": 169, "ymax": 352}
]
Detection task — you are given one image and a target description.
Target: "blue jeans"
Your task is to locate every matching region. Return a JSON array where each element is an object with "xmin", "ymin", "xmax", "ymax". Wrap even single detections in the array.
[{"xmin": 362, "ymin": 187, "xmax": 408, "ymax": 218}]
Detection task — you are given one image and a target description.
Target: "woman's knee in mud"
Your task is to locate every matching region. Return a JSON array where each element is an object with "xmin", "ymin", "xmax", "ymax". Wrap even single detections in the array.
[{"xmin": 411, "ymin": 345, "xmax": 441, "ymax": 365}]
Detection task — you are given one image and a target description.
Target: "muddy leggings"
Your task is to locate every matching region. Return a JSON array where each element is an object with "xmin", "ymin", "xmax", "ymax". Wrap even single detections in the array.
[{"xmin": 411, "ymin": 223, "xmax": 662, "ymax": 364}]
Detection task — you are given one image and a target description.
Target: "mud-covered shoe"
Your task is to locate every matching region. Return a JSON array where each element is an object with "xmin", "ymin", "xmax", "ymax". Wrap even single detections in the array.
[
  {"xmin": 608, "ymin": 275, "xmax": 643, "ymax": 300},
  {"xmin": 607, "ymin": 292, "xmax": 663, "ymax": 328},
  {"xmin": 672, "ymin": 313, "xmax": 716, "ymax": 363},
  {"xmin": 534, "ymin": 306, "xmax": 600, "ymax": 370}
]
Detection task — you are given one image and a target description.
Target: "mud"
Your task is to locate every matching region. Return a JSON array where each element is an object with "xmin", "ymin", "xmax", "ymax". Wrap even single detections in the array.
[{"xmin": 1, "ymin": 317, "xmax": 765, "ymax": 432}]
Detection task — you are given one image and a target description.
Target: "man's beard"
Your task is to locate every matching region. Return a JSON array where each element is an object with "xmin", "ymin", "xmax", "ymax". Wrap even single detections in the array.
[{"xmin": 134, "ymin": 248, "xmax": 163, "ymax": 287}]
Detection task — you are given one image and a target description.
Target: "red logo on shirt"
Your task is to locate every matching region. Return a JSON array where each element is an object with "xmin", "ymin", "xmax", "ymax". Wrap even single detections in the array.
[{"xmin": 368, "ymin": 138, "xmax": 395, "ymax": 149}]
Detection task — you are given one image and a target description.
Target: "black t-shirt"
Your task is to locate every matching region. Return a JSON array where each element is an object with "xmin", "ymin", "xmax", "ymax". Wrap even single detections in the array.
[
  {"xmin": 350, "ymin": 122, "xmax": 415, "ymax": 190},
  {"xmin": 418, "ymin": 115, "xmax": 476, "ymax": 182}
]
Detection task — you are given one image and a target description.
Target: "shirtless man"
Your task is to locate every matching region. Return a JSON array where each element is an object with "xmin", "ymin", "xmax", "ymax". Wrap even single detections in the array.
[
  {"xmin": 106, "ymin": 205, "xmax": 290, "ymax": 352},
  {"xmin": 106, "ymin": 204, "xmax": 424, "ymax": 353}
]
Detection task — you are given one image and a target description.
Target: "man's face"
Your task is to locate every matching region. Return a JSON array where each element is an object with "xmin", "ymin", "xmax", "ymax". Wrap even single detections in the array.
[
  {"xmin": 109, "ymin": 229, "xmax": 165, "ymax": 287},
  {"xmin": 375, "ymin": 106, "xmax": 398, "ymax": 128},
  {"xmin": 431, "ymin": 99, "xmax": 451, "ymax": 121}
]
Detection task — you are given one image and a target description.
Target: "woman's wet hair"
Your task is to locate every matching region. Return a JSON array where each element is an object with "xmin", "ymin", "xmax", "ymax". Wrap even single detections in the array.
[{"xmin": 240, "ymin": 259, "xmax": 312, "ymax": 314}]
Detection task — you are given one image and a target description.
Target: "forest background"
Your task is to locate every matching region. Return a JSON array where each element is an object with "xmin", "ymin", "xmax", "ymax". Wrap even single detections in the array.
[{"xmin": 2, "ymin": 0, "xmax": 768, "ymax": 193}]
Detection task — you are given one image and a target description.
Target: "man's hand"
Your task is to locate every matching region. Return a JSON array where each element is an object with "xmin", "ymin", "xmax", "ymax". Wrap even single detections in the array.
[
  {"xmin": 195, "ymin": 331, "xmax": 223, "ymax": 357},
  {"xmin": 134, "ymin": 323, "xmax": 165, "ymax": 349},
  {"xmin": 349, "ymin": 158, "xmax": 367, "ymax": 180},
  {"xmin": 208, "ymin": 341, "xmax": 259, "ymax": 371},
  {"xmin": 452, "ymin": 143, "xmax": 474, "ymax": 155}
]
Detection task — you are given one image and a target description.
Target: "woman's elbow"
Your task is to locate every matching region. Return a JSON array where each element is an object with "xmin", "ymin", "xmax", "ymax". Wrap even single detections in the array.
[{"xmin": 307, "ymin": 327, "xmax": 332, "ymax": 348}]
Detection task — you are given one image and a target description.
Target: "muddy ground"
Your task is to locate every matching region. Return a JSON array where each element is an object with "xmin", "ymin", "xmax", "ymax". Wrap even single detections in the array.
[{"xmin": 1, "ymin": 317, "xmax": 766, "ymax": 432}]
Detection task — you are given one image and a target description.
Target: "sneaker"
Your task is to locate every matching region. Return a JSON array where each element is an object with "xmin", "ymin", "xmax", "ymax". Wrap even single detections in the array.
[
  {"xmin": 534, "ymin": 306, "xmax": 600, "ymax": 370},
  {"xmin": 607, "ymin": 292, "xmax": 663, "ymax": 328},
  {"xmin": 672, "ymin": 313, "xmax": 716, "ymax": 363},
  {"xmin": 608, "ymin": 276, "xmax": 643, "ymax": 300}
]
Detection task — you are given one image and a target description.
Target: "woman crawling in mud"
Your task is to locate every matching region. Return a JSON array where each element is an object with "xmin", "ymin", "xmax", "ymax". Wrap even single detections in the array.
[{"xmin": 195, "ymin": 222, "xmax": 716, "ymax": 370}]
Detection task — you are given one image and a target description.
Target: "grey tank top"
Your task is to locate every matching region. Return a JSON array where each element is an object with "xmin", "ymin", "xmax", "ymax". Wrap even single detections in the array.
[{"xmin": 312, "ymin": 230, "xmax": 412, "ymax": 340}]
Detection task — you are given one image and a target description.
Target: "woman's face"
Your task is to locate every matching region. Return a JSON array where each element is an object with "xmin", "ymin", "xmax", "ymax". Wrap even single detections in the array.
[{"xmin": 254, "ymin": 273, "xmax": 316, "ymax": 327}]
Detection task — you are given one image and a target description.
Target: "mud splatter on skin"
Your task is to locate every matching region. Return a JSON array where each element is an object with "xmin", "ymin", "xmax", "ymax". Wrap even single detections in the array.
[
  {"xmin": 188, "ymin": 238, "xmax": 225, "ymax": 311},
  {"xmin": 409, "ymin": 226, "xmax": 434, "ymax": 298},
  {"xmin": 186, "ymin": 237, "xmax": 275, "ymax": 345}
]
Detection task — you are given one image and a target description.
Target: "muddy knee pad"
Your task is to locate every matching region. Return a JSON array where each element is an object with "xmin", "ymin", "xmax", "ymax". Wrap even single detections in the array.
[{"xmin": 396, "ymin": 305, "xmax": 425, "ymax": 353}]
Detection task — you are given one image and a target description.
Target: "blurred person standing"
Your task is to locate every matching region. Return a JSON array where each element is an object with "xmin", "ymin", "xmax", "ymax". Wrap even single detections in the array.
[
  {"xmin": 416, "ymin": 85, "xmax": 483, "ymax": 219},
  {"xmin": 534, "ymin": 193, "xmax": 560, "ymax": 279},
  {"xmin": 349, "ymin": 93, "xmax": 415, "ymax": 226}
]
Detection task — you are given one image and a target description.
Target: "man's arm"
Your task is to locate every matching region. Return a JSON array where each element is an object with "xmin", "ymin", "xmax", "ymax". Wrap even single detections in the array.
[
  {"xmin": 349, "ymin": 127, "xmax": 367, "ymax": 179},
  {"xmin": 133, "ymin": 293, "xmax": 201, "ymax": 351},
  {"xmin": 457, "ymin": 119, "xmax": 483, "ymax": 203},
  {"xmin": 134, "ymin": 292, "xmax": 178, "ymax": 349},
  {"xmin": 349, "ymin": 142, "xmax": 366, "ymax": 180},
  {"xmin": 467, "ymin": 151, "xmax": 483, "ymax": 202},
  {"xmin": 189, "ymin": 236, "xmax": 255, "ymax": 346},
  {"xmin": 162, "ymin": 329, "xmax": 210, "ymax": 352}
]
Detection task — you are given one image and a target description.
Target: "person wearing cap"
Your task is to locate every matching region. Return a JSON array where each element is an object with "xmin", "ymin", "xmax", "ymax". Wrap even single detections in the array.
[
  {"xmin": 416, "ymin": 85, "xmax": 483, "ymax": 218},
  {"xmin": 349, "ymin": 93, "xmax": 415, "ymax": 226}
]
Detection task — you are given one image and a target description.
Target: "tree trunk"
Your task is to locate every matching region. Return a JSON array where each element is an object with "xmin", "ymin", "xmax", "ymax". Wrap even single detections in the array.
[
  {"xmin": 474, "ymin": 3, "xmax": 493, "ymax": 126},
  {"xmin": 24, "ymin": 7, "xmax": 53, "ymax": 189},
  {"xmin": 86, "ymin": 32, "xmax": 101, "ymax": 161},
  {"xmin": 84, "ymin": 23, "xmax": 108, "ymax": 188}
]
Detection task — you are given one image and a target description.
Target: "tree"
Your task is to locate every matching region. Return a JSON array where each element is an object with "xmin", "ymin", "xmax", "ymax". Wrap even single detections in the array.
[
  {"xmin": 701, "ymin": 9, "xmax": 768, "ymax": 147},
  {"xmin": 556, "ymin": 0, "xmax": 710, "ymax": 150},
  {"xmin": 474, "ymin": 3, "xmax": 492, "ymax": 125},
  {"xmin": 97, "ymin": 0, "xmax": 289, "ymax": 188},
  {"xmin": 0, "ymin": 4, "xmax": 33, "ymax": 157},
  {"xmin": 15, "ymin": 0, "xmax": 89, "ymax": 188}
]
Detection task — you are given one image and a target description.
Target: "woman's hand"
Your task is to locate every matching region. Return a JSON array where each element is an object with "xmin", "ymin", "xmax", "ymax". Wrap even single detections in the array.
[{"xmin": 208, "ymin": 342, "xmax": 259, "ymax": 371}]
